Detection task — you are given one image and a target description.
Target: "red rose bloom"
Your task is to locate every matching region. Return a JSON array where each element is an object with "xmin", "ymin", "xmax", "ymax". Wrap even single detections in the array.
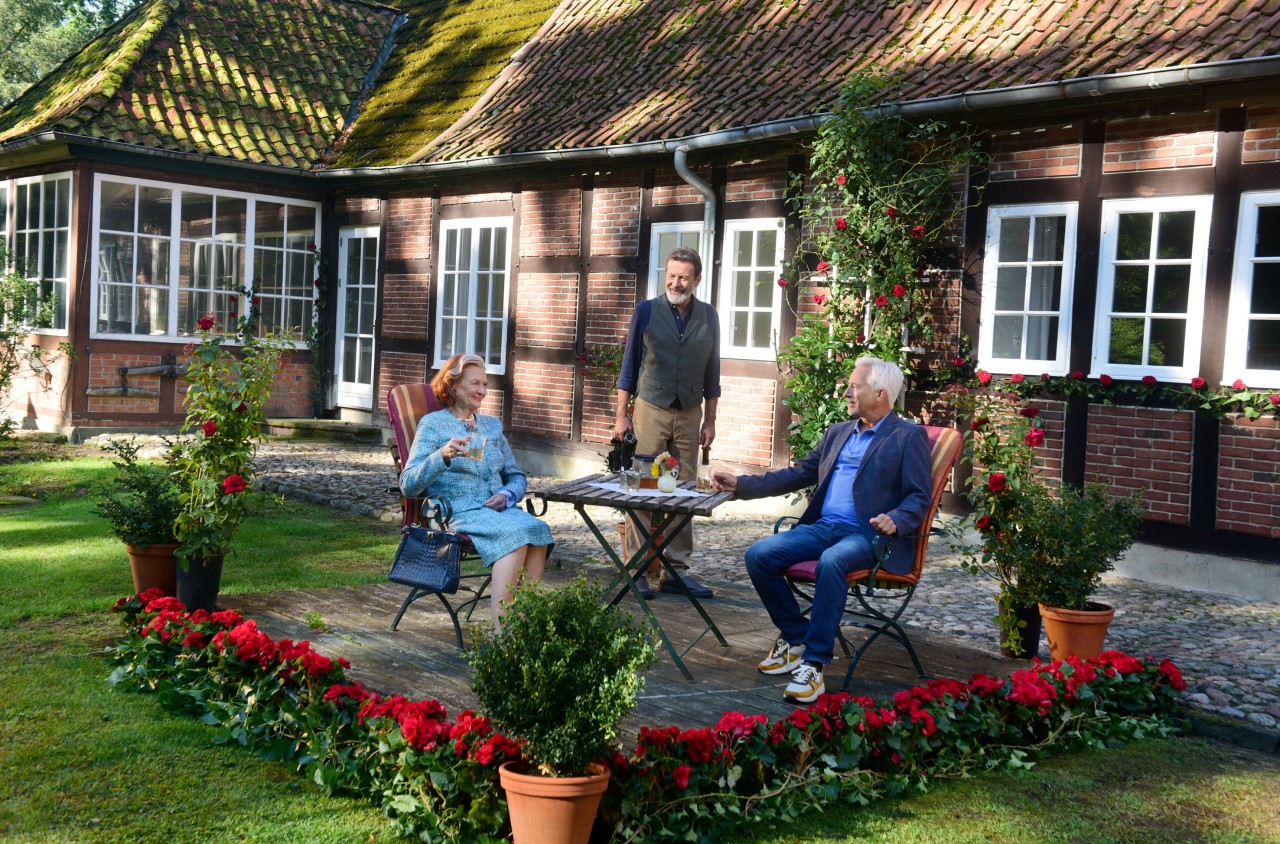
[
  {"xmin": 1099, "ymin": 374, "xmax": 1113, "ymax": 386},
  {"xmin": 776, "ymin": 277, "xmax": 788, "ymax": 288},
  {"xmin": 1070, "ymin": 371, "xmax": 1085, "ymax": 380},
  {"xmin": 835, "ymin": 174, "xmax": 847, "ymax": 186},
  {"xmin": 815, "ymin": 260, "xmax": 832, "ymax": 274},
  {"xmin": 1019, "ymin": 407, "xmax": 1040, "ymax": 418},
  {"xmin": 673, "ymin": 764, "xmax": 692, "ymax": 790},
  {"xmin": 1141, "ymin": 375, "xmax": 1157, "ymax": 386},
  {"xmin": 197, "ymin": 316, "xmax": 215, "ymax": 331},
  {"xmin": 954, "ymin": 357, "xmax": 966, "ymax": 367},
  {"xmin": 314, "ymin": 278, "xmax": 322, "ymax": 287},
  {"xmin": 856, "ymin": 333, "xmax": 865, "ymax": 344},
  {"xmin": 835, "ymin": 217, "xmax": 848, "ymax": 230},
  {"xmin": 813, "ymin": 293, "xmax": 826, "ymax": 306},
  {"xmin": 910, "ymin": 225, "xmax": 924, "ymax": 238},
  {"xmin": 1011, "ymin": 373, "xmax": 1024, "ymax": 383},
  {"xmin": 1041, "ymin": 373, "xmax": 1050, "ymax": 380},
  {"xmin": 221, "ymin": 475, "xmax": 247, "ymax": 495},
  {"xmin": 1233, "ymin": 379, "xmax": 1247, "ymax": 390},
  {"xmin": 202, "ymin": 420, "xmax": 217, "ymax": 437},
  {"xmin": 875, "ymin": 294, "xmax": 889, "ymax": 307},
  {"xmin": 251, "ymin": 295, "xmax": 260, "ymax": 305},
  {"xmin": 1025, "ymin": 427, "xmax": 1045, "ymax": 447},
  {"xmin": 1191, "ymin": 377, "xmax": 1207, "ymax": 390},
  {"xmin": 886, "ymin": 206, "xmax": 898, "ymax": 218},
  {"xmin": 235, "ymin": 401, "xmax": 248, "ymax": 413},
  {"xmin": 987, "ymin": 472, "xmax": 1007, "ymax": 493},
  {"xmin": 977, "ymin": 370, "xmax": 992, "ymax": 386},
  {"xmin": 975, "ymin": 514, "xmax": 991, "ymax": 530},
  {"xmin": 970, "ymin": 417, "xmax": 988, "ymax": 431},
  {"xmin": 1270, "ymin": 394, "xmax": 1279, "ymax": 406},
  {"xmin": 307, "ymin": 241, "xmax": 317, "ymax": 251},
  {"xmin": 892, "ymin": 284, "xmax": 907, "ymax": 298}
]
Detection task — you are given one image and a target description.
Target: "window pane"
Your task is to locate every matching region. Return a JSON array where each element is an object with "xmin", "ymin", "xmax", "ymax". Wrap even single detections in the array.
[
  {"xmin": 478, "ymin": 228, "xmax": 492, "ymax": 273},
  {"xmin": 344, "ymin": 286, "xmax": 359, "ymax": 332},
  {"xmin": 216, "ymin": 197, "xmax": 246, "ymax": 243},
  {"xmin": 1246, "ymin": 320, "xmax": 1280, "ymax": 370},
  {"xmin": 991, "ymin": 315, "xmax": 1023, "ymax": 359},
  {"xmin": 750, "ymin": 312, "xmax": 770, "ymax": 348},
  {"xmin": 255, "ymin": 201, "xmax": 284, "ymax": 246},
  {"xmin": 137, "ymin": 237, "xmax": 168, "ymax": 286},
  {"xmin": 342, "ymin": 337, "xmax": 357, "ymax": 381},
  {"xmin": 1250, "ymin": 263, "xmax": 1280, "ymax": 314},
  {"xmin": 1024, "ymin": 316, "xmax": 1058, "ymax": 360},
  {"xmin": 731, "ymin": 312, "xmax": 748, "ymax": 346},
  {"xmin": 1116, "ymin": 212, "xmax": 1152, "ymax": 260},
  {"xmin": 182, "ymin": 192, "xmax": 214, "ymax": 238},
  {"xmin": 1109, "ymin": 318, "xmax": 1145, "ymax": 364},
  {"xmin": 733, "ymin": 270, "xmax": 750, "ymax": 306},
  {"xmin": 100, "ymin": 181, "xmax": 135, "ymax": 232},
  {"xmin": 997, "ymin": 217, "xmax": 1030, "ymax": 262},
  {"xmin": 358, "ymin": 291, "xmax": 374, "ymax": 334},
  {"xmin": 358, "ymin": 338, "xmax": 373, "ymax": 383},
  {"xmin": 1156, "ymin": 210, "xmax": 1195, "ymax": 260},
  {"xmin": 1112, "ymin": 266, "xmax": 1148, "ymax": 312},
  {"xmin": 1032, "ymin": 216, "xmax": 1065, "ymax": 261},
  {"xmin": 135, "ymin": 286, "xmax": 168, "ymax": 335},
  {"xmin": 255, "ymin": 250, "xmax": 283, "ymax": 293},
  {"xmin": 734, "ymin": 231, "xmax": 752, "ymax": 267},
  {"xmin": 756, "ymin": 229, "xmax": 776, "ymax": 266},
  {"xmin": 1027, "ymin": 266, "xmax": 1061, "ymax": 311},
  {"xmin": 139, "ymin": 187, "xmax": 171, "ymax": 236},
  {"xmin": 1152, "ymin": 264, "xmax": 1190, "ymax": 313},
  {"xmin": 1256, "ymin": 206, "xmax": 1280, "ymax": 258},
  {"xmin": 99, "ymin": 234, "xmax": 133, "ymax": 283},
  {"xmin": 287, "ymin": 204, "xmax": 316, "ymax": 250},
  {"xmin": 1148, "ymin": 318, "xmax": 1186, "ymax": 367},
  {"xmin": 751, "ymin": 271, "xmax": 770, "ymax": 308},
  {"xmin": 994, "ymin": 267, "xmax": 1025, "ymax": 310},
  {"xmin": 55, "ymin": 179, "xmax": 69, "ymax": 227}
]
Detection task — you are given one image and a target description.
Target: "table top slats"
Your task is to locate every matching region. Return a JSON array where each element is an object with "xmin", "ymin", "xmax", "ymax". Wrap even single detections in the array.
[{"xmin": 537, "ymin": 473, "xmax": 734, "ymax": 517}]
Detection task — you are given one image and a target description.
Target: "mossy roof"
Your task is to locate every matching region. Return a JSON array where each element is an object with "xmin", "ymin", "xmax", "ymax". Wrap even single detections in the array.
[
  {"xmin": 421, "ymin": 0, "xmax": 1280, "ymax": 160},
  {"xmin": 329, "ymin": 0, "xmax": 564, "ymax": 167},
  {"xmin": 0, "ymin": 0, "xmax": 400, "ymax": 170}
]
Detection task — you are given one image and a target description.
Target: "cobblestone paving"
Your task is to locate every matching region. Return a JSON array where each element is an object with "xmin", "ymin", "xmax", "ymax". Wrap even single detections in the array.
[{"xmin": 89, "ymin": 435, "xmax": 1280, "ymax": 730}]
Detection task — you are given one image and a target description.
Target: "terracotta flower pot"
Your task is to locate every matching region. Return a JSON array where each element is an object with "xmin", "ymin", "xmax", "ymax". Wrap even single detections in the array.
[
  {"xmin": 1039, "ymin": 602, "xmax": 1115, "ymax": 661},
  {"xmin": 499, "ymin": 761, "xmax": 610, "ymax": 844},
  {"xmin": 124, "ymin": 543, "xmax": 179, "ymax": 597}
]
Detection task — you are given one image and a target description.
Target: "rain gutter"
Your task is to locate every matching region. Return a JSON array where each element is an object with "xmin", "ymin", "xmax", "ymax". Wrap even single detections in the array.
[{"xmin": 673, "ymin": 145, "xmax": 718, "ymax": 263}]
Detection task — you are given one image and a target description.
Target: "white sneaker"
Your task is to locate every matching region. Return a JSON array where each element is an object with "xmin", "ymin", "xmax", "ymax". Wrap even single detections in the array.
[
  {"xmin": 757, "ymin": 638, "xmax": 803, "ymax": 675},
  {"xmin": 783, "ymin": 663, "xmax": 825, "ymax": 704}
]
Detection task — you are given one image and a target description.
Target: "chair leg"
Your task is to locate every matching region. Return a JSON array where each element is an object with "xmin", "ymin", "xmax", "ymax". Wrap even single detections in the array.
[
  {"xmin": 462, "ymin": 575, "xmax": 492, "ymax": 622},
  {"xmin": 391, "ymin": 588, "xmax": 427, "ymax": 631},
  {"xmin": 838, "ymin": 584, "xmax": 925, "ymax": 689},
  {"xmin": 435, "ymin": 592, "xmax": 467, "ymax": 652}
]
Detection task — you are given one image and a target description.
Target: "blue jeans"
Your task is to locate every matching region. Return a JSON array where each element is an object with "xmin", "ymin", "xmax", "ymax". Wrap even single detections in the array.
[{"xmin": 744, "ymin": 521, "xmax": 873, "ymax": 665}]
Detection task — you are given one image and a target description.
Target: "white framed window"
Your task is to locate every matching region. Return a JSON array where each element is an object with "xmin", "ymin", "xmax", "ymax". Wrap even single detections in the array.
[
  {"xmin": 91, "ymin": 175, "xmax": 319, "ymax": 342},
  {"xmin": 435, "ymin": 217, "xmax": 510, "ymax": 372},
  {"xmin": 648, "ymin": 222, "xmax": 700, "ymax": 299},
  {"xmin": 1092, "ymin": 196, "xmax": 1212, "ymax": 381},
  {"xmin": 719, "ymin": 218, "xmax": 784, "ymax": 361},
  {"xmin": 979, "ymin": 203, "xmax": 1077, "ymax": 375},
  {"xmin": 10, "ymin": 173, "xmax": 72, "ymax": 332},
  {"xmin": 1225, "ymin": 191, "xmax": 1280, "ymax": 387}
]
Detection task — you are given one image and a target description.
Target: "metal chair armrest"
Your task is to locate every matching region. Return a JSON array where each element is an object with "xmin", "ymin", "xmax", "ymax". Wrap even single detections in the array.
[
  {"xmin": 524, "ymin": 491, "xmax": 548, "ymax": 517},
  {"xmin": 773, "ymin": 515, "xmax": 800, "ymax": 534}
]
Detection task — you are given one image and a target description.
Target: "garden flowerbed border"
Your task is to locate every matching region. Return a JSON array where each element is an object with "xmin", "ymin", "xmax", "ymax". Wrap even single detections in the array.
[{"xmin": 108, "ymin": 589, "xmax": 1188, "ymax": 843}]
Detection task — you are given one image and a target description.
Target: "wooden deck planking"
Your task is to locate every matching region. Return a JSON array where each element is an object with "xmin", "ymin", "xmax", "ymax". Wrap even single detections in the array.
[{"xmin": 227, "ymin": 571, "xmax": 1016, "ymax": 733}]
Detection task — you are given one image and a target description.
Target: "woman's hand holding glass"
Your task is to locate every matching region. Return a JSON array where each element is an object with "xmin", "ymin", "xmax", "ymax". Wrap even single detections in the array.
[{"xmin": 441, "ymin": 435, "xmax": 471, "ymax": 461}]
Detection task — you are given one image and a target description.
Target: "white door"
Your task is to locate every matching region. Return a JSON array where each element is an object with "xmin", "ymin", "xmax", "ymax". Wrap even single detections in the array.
[{"xmin": 335, "ymin": 227, "xmax": 379, "ymax": 409}]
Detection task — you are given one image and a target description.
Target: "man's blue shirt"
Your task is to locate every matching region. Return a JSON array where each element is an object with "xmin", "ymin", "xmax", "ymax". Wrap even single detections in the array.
[{"xmin": 817, "ymin": 414, "xmax": 889, "ymax": 528}]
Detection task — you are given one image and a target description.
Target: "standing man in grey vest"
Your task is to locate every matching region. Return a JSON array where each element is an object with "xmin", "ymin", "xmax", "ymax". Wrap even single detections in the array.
[{"xmin": 613, "ymin": 246, "xmax": 721, "ymax": 599}]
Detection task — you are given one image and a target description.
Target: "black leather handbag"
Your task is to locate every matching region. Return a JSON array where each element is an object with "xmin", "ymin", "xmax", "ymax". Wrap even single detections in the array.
[{"xmin": 388, "ymin": 524, "xmax": 463, "ymax": 594}]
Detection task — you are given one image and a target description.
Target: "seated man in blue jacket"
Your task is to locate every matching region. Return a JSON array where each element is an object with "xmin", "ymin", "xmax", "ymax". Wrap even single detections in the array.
[{"xmin": 711, "ymin": 356, "xmax": 931, "ymax": 703}]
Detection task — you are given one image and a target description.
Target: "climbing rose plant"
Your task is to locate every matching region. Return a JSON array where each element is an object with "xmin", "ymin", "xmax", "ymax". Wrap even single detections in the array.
[{"xmin": 778, "ymin": 73, "xmax": 987, "ymax": 457}]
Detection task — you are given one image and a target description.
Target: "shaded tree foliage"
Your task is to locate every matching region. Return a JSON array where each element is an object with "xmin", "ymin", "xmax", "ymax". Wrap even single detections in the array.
[{"xmin": 0, "ymin": 0, "xmax": 136, "ymax": 106}]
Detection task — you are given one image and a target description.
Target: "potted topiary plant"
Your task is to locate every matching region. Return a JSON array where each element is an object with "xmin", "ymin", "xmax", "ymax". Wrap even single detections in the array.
[
  {"xmin": 1011, "ymin": 481, "xmax": 1143, "ymax": 660},
  {"xmin": 468, "ymin": 576, "xmax": 655, "ymax": 844},
  {"xmin": 94, "ymin": 438, "xmax": 183, "ymax": 596}
]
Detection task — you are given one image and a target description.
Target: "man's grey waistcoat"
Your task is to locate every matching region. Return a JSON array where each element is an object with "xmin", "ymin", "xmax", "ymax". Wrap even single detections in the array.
[{"xmin": 637, "ymin": 296, "xmax": 714, "ymax": 410}]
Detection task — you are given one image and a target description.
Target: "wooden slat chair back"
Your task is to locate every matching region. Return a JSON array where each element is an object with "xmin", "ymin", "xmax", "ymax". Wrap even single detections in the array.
[
  {"xmin": 780, "ymin": 425, "xmax": 963, "ymax": 690},
  {"xmin": 385, "ymin": 383, "xmax": 490, "ymax": 649}
]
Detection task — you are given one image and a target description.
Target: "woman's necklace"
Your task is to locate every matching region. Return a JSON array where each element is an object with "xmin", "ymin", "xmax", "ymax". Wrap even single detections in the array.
[{"xmin": 451, "ymin": 409, "xmax": 478, "ymax": 433}]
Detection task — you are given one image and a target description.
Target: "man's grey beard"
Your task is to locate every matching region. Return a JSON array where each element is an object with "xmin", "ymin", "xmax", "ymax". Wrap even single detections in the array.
[{"xmin": 666, "ymin": 290, "xmax": 690, "ymax": 306}]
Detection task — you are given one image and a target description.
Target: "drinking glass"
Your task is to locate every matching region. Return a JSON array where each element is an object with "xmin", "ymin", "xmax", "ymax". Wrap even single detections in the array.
[{"xmin": 466, "ymin": 432, "xmax": 486, "ymax": 460}]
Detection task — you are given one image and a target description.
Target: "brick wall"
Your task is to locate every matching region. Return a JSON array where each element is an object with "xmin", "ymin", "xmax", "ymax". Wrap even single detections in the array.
[
  {"xmin": 265, "ymin": 356, "xmax": 314, "ymax": 417},
  {"xmin": 521, "ymin": 185, "xmax": 580, "ymax": 257},
  {"xmin": 714, "ymin": 376, "xmax": 776, "ymax": 466},
  {"xmin": 87, "ymin": 353, "xmax": 161, "ymax": 414},
  {"xmin": 515, "ymin": 273, "xmax": 578, "ymax": 348},
  {"xmin": 1084, "ymin": 405, "xmax": 1193, "ymax": 524},
  {"xmin": 989, "ymin": 125, "xmax": 1081, "ymax": 181},
  {"xmin": 382, "ymin": 195, "xmax": 432, "ymax": 340},
  {"xmin": 376, "ymin": 351, "xmax": 429, "ymax": 418},
  {"xmin": 580, "ymin": 378, "xmax": 616, "ymax": 445},
  {"xmin": 1216, "ymin": 415, "xmax": 1280, "ymax": 538},
  {"xmin": 510, "ymin": 361, "xmax": 572, "ymax": 438},
  {"xmin": 652, "ymin": 169, "xmax": 709, "ymax": 206},
  {"xmin": 1102, "ymin": 113, "xmax": 1216, "ymax": 173},
  {"xmin": 1243, "ymin": 106, "xmax": 1280, "ymax": 164},
  {"xmin": 3, "ymin": 347, "xmax": 73, "ymax": 429},
  {"xmin": 590, "ymin": 183, "xmax": 640, "ymax": 256},
  {"xmin": 724, "ymin": 160, "xmax": 788, "ymax": 202},
  {"xmin": 584, "ymin": 272, "xmax": 635, "ymax": 345}
]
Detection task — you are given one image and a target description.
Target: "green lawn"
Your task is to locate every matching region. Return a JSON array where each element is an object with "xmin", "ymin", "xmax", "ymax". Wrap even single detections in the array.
[{"xmin": 2, "ymin": 441, "xmax": 1278, "ymax": 843}]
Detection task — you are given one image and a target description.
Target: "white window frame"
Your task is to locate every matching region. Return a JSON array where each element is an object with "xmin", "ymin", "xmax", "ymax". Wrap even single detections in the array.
[
  {"xmin": 89, "ymin": 174, "xmax": 321, "ymax": 344},
  {"xmin": 8, "ymin": 172, "xmax": 73, "ymax": 335},
  {"xmin": 647, "ymin": 221, "xmax": 700, "ymax": 299},
  {"xmin": 718, "ymin": 218, "xmax": 785, "ymax": 362},
  {"xmin": 434, "ymin": 217, "xmax": 511, "ymax": 373},
  {"xmin": 1225, "ymin": 190, "xmax": 1280, "ymax": 388},
  {"xmin": 978, "ymin": 203, "xmax": 1077, "ymax": 375},
  {"xmin": 1091, "ymin": 195, "xmax": 1212, "ymax": 382},
  {"xmin": 335, "ymin": 226, "xmax": 380, "ymax": 408}
]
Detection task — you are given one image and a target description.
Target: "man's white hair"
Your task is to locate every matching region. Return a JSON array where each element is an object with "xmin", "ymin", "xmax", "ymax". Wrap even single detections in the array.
[{"xmin": 855, "ymin": 356, "xmax": 904, "ymax": 400}]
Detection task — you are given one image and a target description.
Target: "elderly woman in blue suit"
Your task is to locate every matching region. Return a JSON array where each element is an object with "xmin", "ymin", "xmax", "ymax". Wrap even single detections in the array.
[{"xmin": 399, "ymin": 353, "xmax": 554, "ymax": 628}]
